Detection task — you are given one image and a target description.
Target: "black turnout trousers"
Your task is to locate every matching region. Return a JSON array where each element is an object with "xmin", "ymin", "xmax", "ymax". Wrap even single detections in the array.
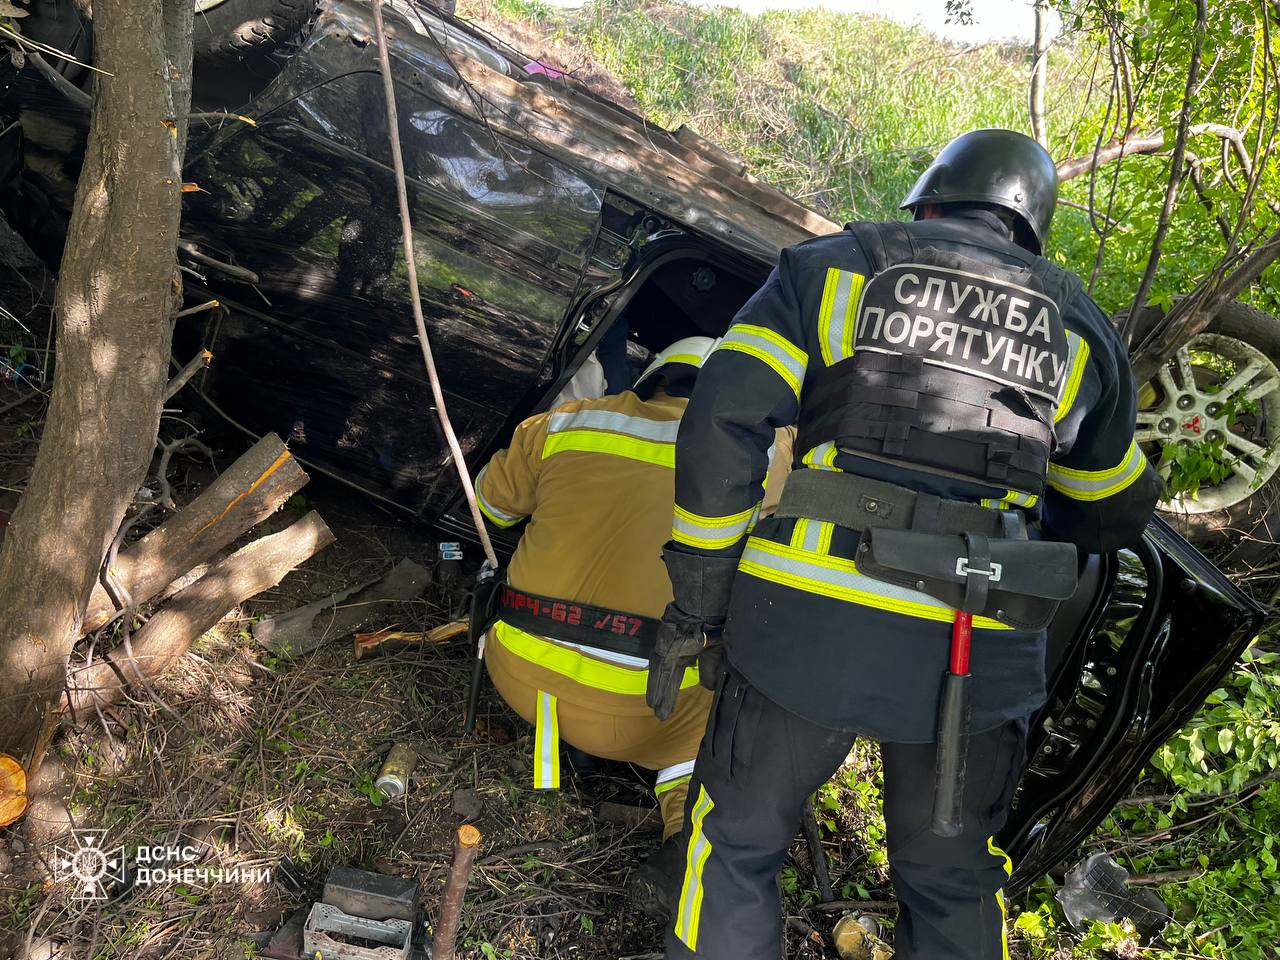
[{"xmin": 665, "ymin": 669, "xmax": 1026, "ymax": 960}]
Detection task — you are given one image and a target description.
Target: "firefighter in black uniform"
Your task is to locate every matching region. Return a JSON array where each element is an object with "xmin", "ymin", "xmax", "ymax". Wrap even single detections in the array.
[{"xmin": 644, "ymin": 129, "xmax": 1162, "ymax": 960}]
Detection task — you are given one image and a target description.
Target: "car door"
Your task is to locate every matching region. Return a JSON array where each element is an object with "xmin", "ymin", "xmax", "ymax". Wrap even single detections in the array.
[
  {"xmin": 178, "ymin": 11, "xmax": 606, "ymax": 518},
  {"xmin": 1002, "ymin": 517, "xmax": 1263, "ymax": 889}
]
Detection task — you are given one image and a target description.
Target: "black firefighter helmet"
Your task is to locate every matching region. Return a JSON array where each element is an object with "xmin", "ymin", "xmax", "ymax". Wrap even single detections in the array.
[{"xmin": 900, "ymin": 129, "xmax": 1058, "ymax": 255}]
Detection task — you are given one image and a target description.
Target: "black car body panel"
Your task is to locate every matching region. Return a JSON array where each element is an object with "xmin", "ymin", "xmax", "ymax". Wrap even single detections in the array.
[
  {"xmin": 0, "ymin": 0, "xmax": 1266, "ymax": 892},
  {"xmin": 1004, "ymin": 518, "xmax": 1262, "ymax": 888}
]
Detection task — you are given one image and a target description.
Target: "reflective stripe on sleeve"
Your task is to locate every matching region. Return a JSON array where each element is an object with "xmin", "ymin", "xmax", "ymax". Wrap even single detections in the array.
[
  {"xmin": 818, "ymin": 267, "xmax": 866, "ymax": 366},
  {"xmin": 543, "ymin": 409, "xmax": 679, "ymax": 467},
  {"xmin": 988, "ymin": 837, "xmax": 1014, "ymax": 960},
  {"xmin": 1048, "ymin": 439, "xmax": 1147, "ymax": 501},
  {"xmin": 655, "ymin": 759, "xmax": 696, "ymax": 796},
  {"xmin": 475, "ymin": 465, "xmax": 523, "ymax": 528},
  {"xmin": 548, "ymin": 409, "xmax": 681, "ymax": 442},
  {"xmin": 737, "ymin": 536, "xmax": 1010, "ymax": 630},
  {"xmin": 494, "ymin": 622, "xmax": 700, "ymax": 696},
  {"xmin": 979, "ymin": 488, "xmax": 1040, "ymax": 510},
  {"xmin": 534, "ymin": 690, "xmax": 560, "ymax": 790},
  {"xmin": 1055, "ymin": 331, "xmax": 1090, "ymax": 423},
  {"xmin": 672, "ymin": 503, "xmax": 759, "ymax": 550},
  {"xmin": 716, "ymin": 323, "xmax": 808, "ymax": 398},
  {"xmin": 675, "ymin": 785, "xmax": 716, "ymax": 950}
]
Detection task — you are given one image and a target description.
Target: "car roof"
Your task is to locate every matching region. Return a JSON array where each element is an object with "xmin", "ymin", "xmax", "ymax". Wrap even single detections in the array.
[{"xmin": 339, "ymin": 0, "xmax": 840, "ymax": 262}]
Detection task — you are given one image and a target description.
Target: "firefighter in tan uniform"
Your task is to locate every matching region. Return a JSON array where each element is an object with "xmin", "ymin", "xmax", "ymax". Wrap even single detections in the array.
[{"xmin": 473, "ymin": 337, "xmax": 792, "ymax": 918}]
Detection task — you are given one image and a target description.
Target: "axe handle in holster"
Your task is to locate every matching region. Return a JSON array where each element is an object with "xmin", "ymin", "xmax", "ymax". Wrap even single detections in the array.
[
  {"xmin": 932, "ymin": 611, "xmax": 973, "ymax": 838},
  {"xmin": 464, "ymin": 571, "xmax": 501, "ymax": 734}
]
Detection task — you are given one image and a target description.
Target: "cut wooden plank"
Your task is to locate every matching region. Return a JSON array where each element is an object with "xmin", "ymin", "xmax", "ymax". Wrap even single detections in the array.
[
  {"xmin": 353, "ymin": 620, "xmax": 468, "ymax": 660},
  {"xmin": 253, "ymin": 558, "xmax": 432, "ymax": 660},
  {"xmin": 67, "ymin": 512, "xmax": 335, "ymax": 713},
  {"xmin": 83, "ymin": 433, "xmax": 307, "ymax": 633}
]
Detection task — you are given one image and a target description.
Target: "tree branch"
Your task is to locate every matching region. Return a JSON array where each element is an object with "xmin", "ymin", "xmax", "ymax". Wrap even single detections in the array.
[
  {"xmin": 162, "ymin": 347, "xmax": 211, "ymax": 401},
  {"xmin": 1057, "ymin": 123, "xmax": 1253, "ymax": 182},
  {"xmin": 1029, "ymin": 0, "xmax": 1049, "ymax": 147},
  {"xmin": 1131, "ymin": 229, "xmax": 1280, "ymax": 381},
  {"xmin": 1186, "ymin": 154, "xmax": 1233, "ymax": 243},
  {"xmin": 1123, "ymin": 0, "xmax": 1208, "ymax": 341}
]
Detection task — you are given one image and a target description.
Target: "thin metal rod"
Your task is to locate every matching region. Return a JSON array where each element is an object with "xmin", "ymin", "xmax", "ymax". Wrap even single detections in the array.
[{"xmin": 369, "ymin": 0, "xmax": 499, "ymax": 571}]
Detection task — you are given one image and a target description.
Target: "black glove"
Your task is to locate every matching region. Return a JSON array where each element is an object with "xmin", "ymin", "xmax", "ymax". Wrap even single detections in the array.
[
  {"xmin": 645, "ymin": 547, "xmax": 740, "ymax": 720},
  {"xmin": 646, "ymin": 605, "xmax": 708, "ymax": 721}
]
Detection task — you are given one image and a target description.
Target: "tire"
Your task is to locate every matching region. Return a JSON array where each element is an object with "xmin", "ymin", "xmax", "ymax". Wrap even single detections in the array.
[
  {"xmin": 193, "ymin": 0, "xmax": 315, "ymax": 65},
  {"xmin": 1138, "ymin": 301, "xmax": 1280, "ymax": 570}
]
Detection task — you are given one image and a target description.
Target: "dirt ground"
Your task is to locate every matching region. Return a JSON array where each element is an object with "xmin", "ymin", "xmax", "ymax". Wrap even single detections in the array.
[{"xmin": 0, "ymin": 218, "xmax": 894, "ymax": 959}]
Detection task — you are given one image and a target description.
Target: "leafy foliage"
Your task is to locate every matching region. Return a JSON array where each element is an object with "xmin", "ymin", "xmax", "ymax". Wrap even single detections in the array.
[
  {"xmin": 1047, "ymin": 0, "xmax": 1280, "ymax": 318},
  {"xmin": 1012, "ymin": 648, "xmax": 1280, "ymax": 959}
]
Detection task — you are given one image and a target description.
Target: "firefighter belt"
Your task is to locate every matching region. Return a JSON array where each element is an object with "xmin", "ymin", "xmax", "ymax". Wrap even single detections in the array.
[{"xmin": 775, "ymin": 469, "xmax": 1078, "ymax": 629}]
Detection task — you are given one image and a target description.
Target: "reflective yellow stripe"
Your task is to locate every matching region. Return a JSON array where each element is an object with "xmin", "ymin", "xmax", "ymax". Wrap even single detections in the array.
[
  {"xmin": 1048, "ymin": 439, "xmax": 1147, "ymax": 501},
  {"xmin": 988, "ymin": 837, "xmax": 1013, "ymax": 960},
  {"xmin": 979, "ymin": 488, "xmax": 1040, "ymax": 510},
  {"xmin": 716, "ymin": 323, "xmax": 808, "ymax": 398},
  {"xmin": 475, "ymin": 468, "xmax": 523, "ymax": 528},
  {"xmin": 791, "ymin": 518, "xmax": 834, "ymax": 554},
  {"xmin": 801, "ymin": 442, "xmax": 841, "ymax": 472},
  {"xmin": 662, "ymin": 353, "xmax": 704, "ymax": 368},
  {"xmin": 1055, "ymin": 331, "xmax": 1090, "ymax": 423},
  {"xmin": 534, "ymin": 691, "xmax": 560, "ymax": 790},
  {"xmin": 477, "ymin": 498, "xmax": 520, "ymax": 528},
  {"xmin": 672, "ymin": 503, "xmax": 759, "ymax": 550},
  {"xmin": 738, "ymin": 536, "xmax": 1010, "ymax": 630},
  {"xmin": 675, "ymin": 785, "xmax": 715, "ymax": 950},
  {"xmin": 818, "ymin": 267, "xmax": 866, "ymax": 366},
  {"xmin": 816, "ymin": 520, "xmax": 834, "ymax": 555},
  {"xmin": 655, "ymin": 760, "xmax": 695, "ymax": 796},
  {"xmin": 654, "ymin": 774, "xmax": 691, "ymax": 796},
  {"xmin": 542, "ymin": 430, "xmax": 674, "ymax": 467},
  {"xmin": 494, "ymin": 622, "xmax": 700, "ymax": 695}
]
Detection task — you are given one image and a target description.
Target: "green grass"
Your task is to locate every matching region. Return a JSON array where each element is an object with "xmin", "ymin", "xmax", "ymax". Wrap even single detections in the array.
[{"xmin": 489, "ymin": 0, "xmax": 1046, "ymax": 222}]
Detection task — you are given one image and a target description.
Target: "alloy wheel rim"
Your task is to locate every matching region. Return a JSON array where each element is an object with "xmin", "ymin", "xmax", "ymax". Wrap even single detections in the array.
[{"xmin": 1137, "ymin": 332, "xmax": 1280, "ymax": 515}]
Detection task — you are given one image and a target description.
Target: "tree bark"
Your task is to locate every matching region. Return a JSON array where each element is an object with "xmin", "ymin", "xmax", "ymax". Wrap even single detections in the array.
[
  {"xmin": 66, "ymin": 511, "xmax": 334, "ymax": 713},
  {"xmin": 81, "ymin": 433, "xmax": 307, "ymax": 633},
  {"xmin": 0, "ymin": 0, "xmax": 194, "ymax": 768},
  {"xmin": 1130, "ymin": 228, "xmax": 1280, "ymax": 382},
  {"xmin": 1029, "ymin": 0, "xmax": 1049, "ymax": 147},
  {"xmin": 1123, "ymin": 0, "xmax": 1207, "ymax": 342},
  {"xmin": 1057, "ymin": 123, "xmax": 1251, "ymax": 182}
]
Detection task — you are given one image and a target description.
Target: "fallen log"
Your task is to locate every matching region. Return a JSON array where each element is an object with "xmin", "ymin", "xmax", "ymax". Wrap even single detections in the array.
[
  {"xmin": 252, "ymin": 558, "xmax": 431, "ymax": 660},
  {"xmin": 67, "ymin": 511, "xmax": 334, "ymax": 713},
  {"xmin": 83, "ymin": 433, "xmax": 307, "ymax": 633}
]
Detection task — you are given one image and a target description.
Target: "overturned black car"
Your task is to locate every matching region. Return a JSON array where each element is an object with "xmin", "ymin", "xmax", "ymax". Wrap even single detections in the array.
[{"xmin": 0, "ymin": 0, "xmax": 1264, "ymax": 892}]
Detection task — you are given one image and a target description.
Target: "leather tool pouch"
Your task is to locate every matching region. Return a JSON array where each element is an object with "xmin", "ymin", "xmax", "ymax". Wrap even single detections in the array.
[{"xmin": 857, "ymin": 529, "xmax": 1078, "ymax": 630}]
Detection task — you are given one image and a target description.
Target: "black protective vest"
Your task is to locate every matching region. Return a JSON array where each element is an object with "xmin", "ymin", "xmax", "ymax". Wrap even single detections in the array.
[{"xmin": 796, "ymin": 219, "xmax": 1078, "ymax": 497}]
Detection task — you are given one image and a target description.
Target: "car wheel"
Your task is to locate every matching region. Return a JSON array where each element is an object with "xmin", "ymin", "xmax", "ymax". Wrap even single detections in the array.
[
  {"xmin": 193, "ymin": 0, "xmax": 315, "ymax": 64},
  {"xmin": 1136, "ymin": 300, "xmax": 1280, "ymax": 565}
]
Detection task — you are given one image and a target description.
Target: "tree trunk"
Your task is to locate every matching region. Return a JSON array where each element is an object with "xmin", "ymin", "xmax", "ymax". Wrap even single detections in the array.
[
  {"xmin": 0, "ymin": 0, "xmax": 194, "ymax": 768},
  {"xmin": 1029, "ymin": 0, "xmax": 1048, "ymax": 147}
]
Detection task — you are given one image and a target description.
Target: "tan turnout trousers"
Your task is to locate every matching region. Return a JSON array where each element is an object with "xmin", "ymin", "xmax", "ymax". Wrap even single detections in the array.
[{"xmin": 476, "ymin": 389, "xmax": 793, "ymax": 839}]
